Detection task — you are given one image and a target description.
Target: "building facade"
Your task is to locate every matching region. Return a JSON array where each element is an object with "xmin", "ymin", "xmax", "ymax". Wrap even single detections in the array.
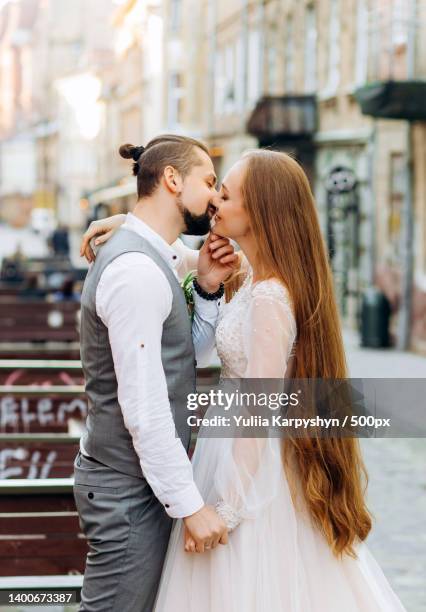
[
  {"xmin": 1, "ymin": 0, "xmax": 425, "ymax": 351},
  {"xmin": 86, "ymin": 0, "xmax": 164, "ymax": 215},
  {"xmin": 162, "ymin": 0, "xmax": 426, "ymax": 353},
  {"xmin": 0, "ymin": 0, "xmax": 118, "ymax": 230}
]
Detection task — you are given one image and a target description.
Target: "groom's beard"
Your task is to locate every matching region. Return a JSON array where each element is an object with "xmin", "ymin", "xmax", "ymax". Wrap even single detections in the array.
[{"xmin": 177, "ymin": 194, "xmax": 212, "ymax": 236}]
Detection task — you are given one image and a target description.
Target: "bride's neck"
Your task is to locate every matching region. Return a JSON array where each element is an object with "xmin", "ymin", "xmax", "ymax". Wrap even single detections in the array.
[{"xmin": 236, "ymin": 235, "xmax": 264, "ymax": 283}]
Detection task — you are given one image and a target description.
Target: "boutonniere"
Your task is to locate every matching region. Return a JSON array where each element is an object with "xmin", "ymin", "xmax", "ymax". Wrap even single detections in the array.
[{"xmin": 181, "ymin": 270, "xmax": 196, "ymax": 320}]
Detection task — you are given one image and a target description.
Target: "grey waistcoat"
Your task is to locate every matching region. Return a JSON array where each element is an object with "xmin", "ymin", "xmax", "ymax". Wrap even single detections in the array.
[{"xmin": 79, "ymin": 228, "xmax": 196, "ymax": 478}]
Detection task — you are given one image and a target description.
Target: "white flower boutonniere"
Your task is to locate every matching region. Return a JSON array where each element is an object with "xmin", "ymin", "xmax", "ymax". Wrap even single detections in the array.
[{"xmin": 181, "ymin": 270, "xmax": 196, "ymax": 321}]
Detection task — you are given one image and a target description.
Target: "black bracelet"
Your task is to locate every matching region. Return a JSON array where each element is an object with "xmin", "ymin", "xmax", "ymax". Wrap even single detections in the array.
[{"xmin": 192, "ymin": 277, "xmax": 225, "ymax": 301}]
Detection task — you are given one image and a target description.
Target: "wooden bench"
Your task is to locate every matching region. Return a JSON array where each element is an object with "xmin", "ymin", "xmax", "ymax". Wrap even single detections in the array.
[
  {"xmin": 0, "ymin": 479, "xmax": 87, "ymax": 580},
  {"xmin": 0, "ymin": 343, "xmax": 81, "ymax": 360},
  {"xmin": 0, "ymin": 282, "xmax": 22, "ymax": 297},
  {"xmin": 0, "ymin": 362, "xmax": 219, "ymax": 479},
  {"xmin": 0, "ymin": 362, "xmax": 86, "ymax": 441},
  {"xmin": 0, "ymin": 382, "xmax": 86, "ymax": 436},
  {"xmin": 0, "ymin": 361, "xmax": 219, "ymax": 432},
  {"xmin": 0, "ymin": 365, "xmax": 221, "ymax": 603},
  {"xmin": 0, "ymin": 359, "xmax": 84, "ymax": 386},
  {"xmin": 0, "ymin": 299, "xmax": 80, "ymax": 343},
  {"xmin": 0, "ymin": 358, "xmax": 219, "ymax": 597},
  {"xmin": 0, "ymin": 433, "xmax": 81, "ymax": 479},
  {"xmin": 0, "ymin": 360, "xmax": 219, "ymax": 387}
]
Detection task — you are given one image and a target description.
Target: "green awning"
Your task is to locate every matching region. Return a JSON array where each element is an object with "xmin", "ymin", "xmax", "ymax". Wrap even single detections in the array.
[{"xmin": 355, "ymin": 80, "xmax": 426, "ymax": 120}]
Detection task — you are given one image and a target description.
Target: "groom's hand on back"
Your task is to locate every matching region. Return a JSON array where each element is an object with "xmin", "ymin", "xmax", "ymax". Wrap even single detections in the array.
[{"xmin": 183, "ymin": 504, "xmax": 228, "ymax": 553}]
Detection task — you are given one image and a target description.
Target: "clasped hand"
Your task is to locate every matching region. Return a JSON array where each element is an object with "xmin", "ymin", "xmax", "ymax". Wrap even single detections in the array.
[{"xmin": 183, "ymin": 504, "xmax": 228, "ymax": 554}]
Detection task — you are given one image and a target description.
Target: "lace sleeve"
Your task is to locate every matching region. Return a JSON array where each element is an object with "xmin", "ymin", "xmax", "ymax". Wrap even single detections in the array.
[
  {"xmin": 242, "ymin": 281, "xmax": 297, "ymax": 378},
  {"xmin": 214, "ymin": 435, "xmax": 282, "ymax": 531},
  {"xmin": 214, "ymin": 281, "xmax": 297, "ymax": 531}
]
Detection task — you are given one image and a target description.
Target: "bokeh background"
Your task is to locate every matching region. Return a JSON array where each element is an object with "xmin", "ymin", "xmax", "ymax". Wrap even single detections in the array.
[{"xmin": 0, "ymin": 0, "xmax": 425, "ymax": 610}]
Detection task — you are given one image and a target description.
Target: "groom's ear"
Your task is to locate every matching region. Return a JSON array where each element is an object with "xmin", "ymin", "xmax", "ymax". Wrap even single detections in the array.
[{"xmin": 163, "ymin": 165, "xmax": 183, "ymax": 194}]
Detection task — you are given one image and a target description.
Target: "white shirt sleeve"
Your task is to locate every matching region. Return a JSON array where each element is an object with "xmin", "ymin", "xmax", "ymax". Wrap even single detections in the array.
[
  {"xmin": 192, "ymin": 290, "xmax": 221, "ymax": 367},
  {"xmin": 96, "ymin": 252, "xmax": 204, "ymax": 518},
  {"xmin": 172, "ymin": 237, "xmax": 199, "ymax": 279}
]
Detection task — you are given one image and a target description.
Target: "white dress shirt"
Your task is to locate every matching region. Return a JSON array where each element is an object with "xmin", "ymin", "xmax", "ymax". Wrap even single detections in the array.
[{"xmin": 80, "ymin": 213, "xmax": 219, "ymax": 518}]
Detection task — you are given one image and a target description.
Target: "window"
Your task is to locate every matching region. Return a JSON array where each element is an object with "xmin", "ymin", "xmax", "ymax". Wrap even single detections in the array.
[
  {"xmin": 355, "ymin": 0, "xmax": 368, "ymax": 85},
  {"xmin": 267, "ymin": 37, "xmax": 278, "ymax": 94},
  {"xmin": 327, "ymin": 0, "xmax": 340, "ymax": 92},
  {"xmin": 214, "ymin": 49, "xmax": 226, "ymax": 116},
  {"xmin": 224, "ymin": 44, "xmax": 235, "ymax": 114},
  {"xmin": 267, "ymin": 45, "xmax": 277, "ymax": 93},
  {"xmin": 392, "ymin": 0, "xmax": 408, "ymax": 47},
  {"xmin": 423, "ymin": 207, "xmax": 426, "ymax": 275},
  {"xmin": 248, "ymin": 30, "xmax": 261, "ymax": 103},
  {"xmin": 388, "ymin": 153, "xmax": 405, "ymax": 263},
  {"xmin": 284, "ymin": 17, "xmax": 294, "ymax": 92},
  {"xmin": 168, "ymin": 73, "xmax": 184, "ymax": 127},
  {"xmin": 170, "ymin": 0, "xmax": 182, "ymax": 34},
  {"xmin": 235, "ymin": 35, "xmax": 245, "ymax": 111},
  {"xmin": 215, "ymin": 43, "xmax": 238, "ymax": 116},
  {"xmin": 304, "ymin": 6, "xmax": 317, "ymax": 93}
]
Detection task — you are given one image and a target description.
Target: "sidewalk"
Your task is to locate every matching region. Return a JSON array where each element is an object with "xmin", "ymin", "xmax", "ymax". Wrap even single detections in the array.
[
  {"xmin": 343, "ymin": 327, "xmax": 426, "ymax": 378},
  {"xmin": 344, "ymin": 330, "xmax": 426, "ymax": 611}
]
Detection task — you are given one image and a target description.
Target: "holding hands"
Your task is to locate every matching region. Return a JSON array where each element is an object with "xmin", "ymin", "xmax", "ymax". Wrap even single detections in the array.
[{"xmin": 183, "ymin": 505, "xmax": 228, "ymax": 554}]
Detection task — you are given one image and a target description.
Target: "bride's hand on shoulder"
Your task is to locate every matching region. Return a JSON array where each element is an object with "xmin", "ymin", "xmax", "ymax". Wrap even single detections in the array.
[{"xmin": 80, "ymin": 213, "xmax": 126, "ymax": 263}]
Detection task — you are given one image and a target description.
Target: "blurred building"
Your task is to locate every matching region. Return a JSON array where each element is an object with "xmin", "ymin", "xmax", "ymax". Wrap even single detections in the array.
[
  {"xmin": 161, "ymin": 0, "xmax": 426, "ymax": 353},
  {"xmin": 88, "ymin": 0, "xmax": 163, "ymax": 214},
  {"xmin": 0, "ymin": 0, "xmax": 39, "ymax": 227},
  {"xmin": 1, "ymin": 0, "xmax": 425, "ymax": 352},
  {"xmin": 0, "ymin": 0, "xmax": 117, "ymax": 231}
]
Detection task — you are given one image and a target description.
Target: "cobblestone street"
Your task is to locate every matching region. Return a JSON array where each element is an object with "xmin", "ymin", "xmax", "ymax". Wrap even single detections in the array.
[{"xmin": 345, "ymin": 329, "xmax": 426, "ymax": 611}]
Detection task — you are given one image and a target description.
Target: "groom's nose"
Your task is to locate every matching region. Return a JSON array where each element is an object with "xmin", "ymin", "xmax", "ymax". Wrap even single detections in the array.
[{"xmin": 211, "ymin": 193, "xmax": 222, "ymax": 210}]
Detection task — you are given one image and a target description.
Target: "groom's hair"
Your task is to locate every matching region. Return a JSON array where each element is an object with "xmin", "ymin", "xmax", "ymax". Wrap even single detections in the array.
[{"xmin": 119, "ymin": 135, "xmax": 210, "ymax": 199}]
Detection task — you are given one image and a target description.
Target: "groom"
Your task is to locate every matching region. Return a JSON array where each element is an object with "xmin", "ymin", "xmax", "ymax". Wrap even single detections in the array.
[{"xmin": 74, "ymin": 135, "xmax": 237, "ymax": 611}]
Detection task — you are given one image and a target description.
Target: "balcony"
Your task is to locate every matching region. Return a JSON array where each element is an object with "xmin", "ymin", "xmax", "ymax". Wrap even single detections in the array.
[
  {"xmin": 354, "ymin": 4, "xmax": 426, "ymax": 120},
  {"xmin": 355, "ymin": 80, "xmax": 426, "ymax": 120},
  {"xmin": 246, "ymin": 96, "xmax": 317, "ymax": 144}
]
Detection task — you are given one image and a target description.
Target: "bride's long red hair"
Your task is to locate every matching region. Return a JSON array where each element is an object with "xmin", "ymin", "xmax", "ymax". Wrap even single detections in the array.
[{"xmin": 226, "ymin": 150, "xmax": 371, "ymax": 558}]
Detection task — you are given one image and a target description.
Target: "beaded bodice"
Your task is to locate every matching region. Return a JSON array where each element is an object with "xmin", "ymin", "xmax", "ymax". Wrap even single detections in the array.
[{"xmin": 215, "ymin": 268, "xmax": 297, "ymax": 378}]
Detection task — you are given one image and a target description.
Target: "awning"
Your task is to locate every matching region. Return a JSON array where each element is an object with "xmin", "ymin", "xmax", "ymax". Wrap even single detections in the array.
[
  {"xmin": 247, "ymin": 95, "xmax": 317, "ymax": 141},
  {"xmin": 355, "ymin": 80, "xmax": 426, "ymax": 120},
  {"xmin": 88, "ymin": 180, "xmax": 136, "ymax": 207}
]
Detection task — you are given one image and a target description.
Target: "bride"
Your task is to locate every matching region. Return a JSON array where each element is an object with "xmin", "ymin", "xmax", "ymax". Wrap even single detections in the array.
[{"xmin": 82, "ymin": 149, "xmax": 406, "ymax": 611}]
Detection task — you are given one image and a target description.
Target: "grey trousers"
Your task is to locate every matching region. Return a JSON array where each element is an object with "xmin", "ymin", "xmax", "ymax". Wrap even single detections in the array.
[{"xmin": 73, "ymin": 451, "xmax": 173, "ymax": 612}]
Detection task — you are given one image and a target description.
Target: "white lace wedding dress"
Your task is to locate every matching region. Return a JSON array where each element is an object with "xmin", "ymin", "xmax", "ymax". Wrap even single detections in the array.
[{"xmin": 154, "ymin": 269, "xmax": 406, "ymax": 612}]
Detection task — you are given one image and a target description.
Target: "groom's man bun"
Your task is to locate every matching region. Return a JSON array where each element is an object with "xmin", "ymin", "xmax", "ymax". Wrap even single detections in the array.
[
  {"xmin": 119, "ymin": 134, "xmax": 210, "ymax": 199},
  {"xmin": 119, "ymin": 144, "xmax": 146, "ymax": 169}
]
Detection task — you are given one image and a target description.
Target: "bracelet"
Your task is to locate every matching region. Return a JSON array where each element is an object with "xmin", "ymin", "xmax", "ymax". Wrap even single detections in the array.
[{"xmin": 193, "ymin": 277, "xmax": 225, "ymax": 301}]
